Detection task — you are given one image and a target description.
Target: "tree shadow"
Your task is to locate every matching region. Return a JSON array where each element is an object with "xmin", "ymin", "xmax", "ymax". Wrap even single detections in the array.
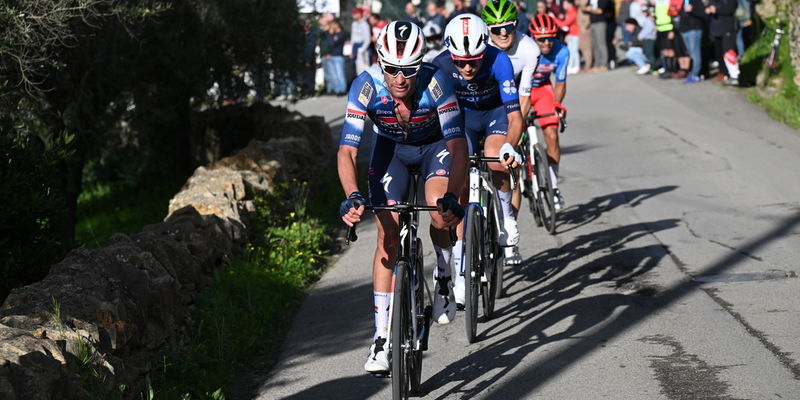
[{"xmin": 556, "ymin": 186, "xmax": 678, "ymax": 234}]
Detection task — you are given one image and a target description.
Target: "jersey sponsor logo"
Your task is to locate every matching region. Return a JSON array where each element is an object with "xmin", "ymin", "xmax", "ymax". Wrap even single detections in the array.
[
  {"xmin": 358, "ymin": 82, "xmax": 373, "ymax": 106},
  {"xmin": 346, "ymin": 108, "xmax": 367, "ymax": 120},
  {"xmin": 435, "ymin": 169, "xmax": 447, "ymax": 176},
  {"xmin": 442, "ymin": 127, "xmax": 461, "ymax": 137},
  {"xmin": 375, "ymin": 109, "xmax": 393, "ymax": 115},
  {"xmin": 343, "ymin": 133, "xmax": 360, "ymax": 142},
  {"xmin": 381, "ymin": 96, "xmax": 389, "ymax": 104},
  {"xmin": 428, "ymin": 78, "xmax": 443, "ymax": 101},
  {"xmin": 436, "ymin": 149, "xmax": 450, "ymax": 164},
  {"xmin": 452, "ymin": 72, "xmax": 463, "ymax": 80},
  {"xmin": 438, "ymin": 102, "xmax": 458, "ymax": 114},
  {"xmin": 502, "ymin": 80, "xmax": 517, "ymax": 94},
  {"xmin": 466, "ymin": 83, "xmax": 479, "ymax": 91}
]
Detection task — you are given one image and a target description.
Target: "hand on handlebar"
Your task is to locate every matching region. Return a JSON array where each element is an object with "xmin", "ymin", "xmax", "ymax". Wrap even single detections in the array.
[
  {"xmin": 436, "ymin": 192, "xmax": 464, "ymax": 228},
  {"xmin": 554, "ymin": 102, "xmax": 567, "ymax": 119},
  {"xmin": 500, "ymin": 142, "xmax": 521, "ymax": 168},
  {"xmin": 339, "ymin": 191, "xmax": 366, "ymax": 226}
]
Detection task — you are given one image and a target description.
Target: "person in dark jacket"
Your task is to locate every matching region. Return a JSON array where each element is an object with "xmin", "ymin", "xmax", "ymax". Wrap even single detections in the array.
[
  {"xmin": 680, "ymin": 0, "xmax": 707, "ymax": 83},
  {"xmin": 706, "ymin": 0, "xmax": 739, "ymax": 85}
]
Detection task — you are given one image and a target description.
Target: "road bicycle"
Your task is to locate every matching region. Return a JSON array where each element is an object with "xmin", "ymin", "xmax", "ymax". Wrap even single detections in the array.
[
  {"xmin": 461, "ymin": 153, "xmax": 514, "ymax": 343},
  {"xmin": 759, "ymin": 20, "xmax": 786, "ymax": 86},
  {"xmin": 346, "ymin": 169, "xmax": 438, "ymax": 399},
  {"xmin": 518, "ymin": 112, "xmax": 565, "ymax": 235}
]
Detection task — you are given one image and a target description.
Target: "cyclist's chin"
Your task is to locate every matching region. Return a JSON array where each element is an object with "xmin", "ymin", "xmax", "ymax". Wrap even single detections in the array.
[{"xmin": 389, "ymin": 85, "xmax": 410, "ymax": 98}]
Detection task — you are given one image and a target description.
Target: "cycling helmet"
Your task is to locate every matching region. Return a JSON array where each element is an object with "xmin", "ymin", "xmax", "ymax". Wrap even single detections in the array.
[
  {"xmin": 529, "ymin": 14, "xmax": 558, "ymax": 38},
  {"xmin": 376, "ymin": 21, "xmax": 426, "ymax": 67},
  {"xmin": 444, "ymin": 14, "xmax": 489, "ymax": 58},
  {"xmin": 422, "ymin": 20, "xmax": 443, "ymax": 38},
  {"xmin": 482, "ymin": 0, "xmax": 519, "ymax": 25}
]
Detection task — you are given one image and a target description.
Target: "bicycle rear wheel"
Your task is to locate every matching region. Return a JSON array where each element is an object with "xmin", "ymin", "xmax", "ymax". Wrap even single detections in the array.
[
  {"xmin": 463, "ymin": 205, "xmax": 481, "ymax": 344},
  {"xmin": 482, "ymin": 197, "xmax": 500, "ymax": 317},
  {"xmin": 391, "ymin": 261, "xmax": 411, "ymax": 399},
  {"xmin": 410, "ymin": 239, "xmax": 425, "ymax": 393},
  {"xmin": 524, "ymin": 141, "xmax": 543, "ymax": 227},
  {"xmin": 534, "ymin": 143, "xmax": 557, "ymax": 234}
]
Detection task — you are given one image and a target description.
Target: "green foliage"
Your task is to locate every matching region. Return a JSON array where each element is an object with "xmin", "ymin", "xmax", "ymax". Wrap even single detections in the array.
[{"xmin": 145, "ymin": 178, "xmax": 335, "ymax": 398}]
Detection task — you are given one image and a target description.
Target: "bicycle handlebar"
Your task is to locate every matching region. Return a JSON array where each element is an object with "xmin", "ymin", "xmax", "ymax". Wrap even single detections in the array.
[
  {"xmin": 528, "ymin": 112, "xmax": 567, "ymax": 133},
  {"xmin": 470, "ymin": 155, "xmax": 518, "ymax": 191},
  {"xmin": 345, "ymin": 202, "xmax": 442, "ymax": 244}
]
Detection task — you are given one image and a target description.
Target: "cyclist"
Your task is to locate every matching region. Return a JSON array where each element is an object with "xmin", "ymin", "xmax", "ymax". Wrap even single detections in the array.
[
  {"xmin": 422, "ymin": 20, "xmax": 446, "ymax": 63},
  {"xmin": 432, "ymin": 14, "xmax": 523, "ymax": 307},
  {"xmin": 527, "ymin": 14, "xmax": 569, "ymax": 210},
  {"xmin": 482, "ymin": 0, "xmax": 540, "ymax": 265},
  {"xmin": 338, "ymin": 21, "xmax": 468, "ymax": 374}
]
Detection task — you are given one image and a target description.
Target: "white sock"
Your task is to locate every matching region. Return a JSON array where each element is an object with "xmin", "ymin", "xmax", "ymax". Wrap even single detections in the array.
[
  {"xmin": 549, "ymin": 163, "xmax": 559, "ymax": 189},
  {"xmin": 498, "ymin": 189, "xmax": 514, "ymax": 219},
  {"xmin": 433, "ymin": 244, "xmax": 452, "ymax": 279},
  {"xmin": 452, "ymin": 240, "xmax": 464, "ymax": 275},
  {"xmin": 374, "ymin": 291, "xmax": 390, "ymax": 341},
  {"xmin": 724, "ymin": 49, "xmax": 740, "ymax": 79}
]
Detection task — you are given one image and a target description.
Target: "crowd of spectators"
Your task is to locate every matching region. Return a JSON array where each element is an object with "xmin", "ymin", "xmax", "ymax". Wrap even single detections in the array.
[{"xmin": 275, "ymin": 0, "xmax": 753, "ymax": 101}]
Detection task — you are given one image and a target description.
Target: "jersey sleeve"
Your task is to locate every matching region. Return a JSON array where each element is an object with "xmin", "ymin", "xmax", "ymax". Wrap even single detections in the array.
[
  {"xmin": 492, "ymin": 51, "xmax": 521, "ymax": 114},
  {"xmin": 339, "ymin": 72, "xmax": 374, "ymax": 148},
  {"xmin": 518, "ymin": 37, "xmax": 540, "ymax": 97},
  {"xmin": 555, "ymin": 45, "xmax": 569, "ymax": 83},
  {"xmin": 429, "ymin": 69, "xmax": 465, "ymax": 143}
]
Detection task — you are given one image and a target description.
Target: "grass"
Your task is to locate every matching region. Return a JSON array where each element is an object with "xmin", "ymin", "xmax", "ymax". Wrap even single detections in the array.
[
  {"xmin": 740, "ymin": 18, "xmax": 800, "ymax": 130},
  {"xmin": 142, "ymin": 163, "xmax": 341, "ymax": 399},
  {"xmin": 75, "ymin": 172, "xmax": 187, "ymax": 248}
]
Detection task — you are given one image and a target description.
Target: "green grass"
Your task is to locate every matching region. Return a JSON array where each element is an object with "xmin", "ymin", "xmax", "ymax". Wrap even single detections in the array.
[
  {"xmin": 75, "ymin": 172, "xmax": 187, "ymax": 247},
  {"xmin": 741, "ymin": 18, "xmax": 800, "ymax": 130},
  {"xmin": 143, "ymin": 164, "xmax": 340, "ymax": 399}
]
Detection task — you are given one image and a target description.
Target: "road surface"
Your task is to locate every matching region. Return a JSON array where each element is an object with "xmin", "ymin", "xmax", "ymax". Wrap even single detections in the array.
[{"xmin": 244, "ymin": 68, "xmax": 800, "ymax": 399}]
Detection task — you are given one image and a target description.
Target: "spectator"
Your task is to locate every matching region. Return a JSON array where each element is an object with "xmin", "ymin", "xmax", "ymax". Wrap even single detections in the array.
[
  {"xmin": 617, "ymin": 0, "xmax": 634, "ymax": 44},
  {"xmin": 404, "ymin": 1, "xmax": 424, "ymax": 27},
  {"xmin": 324, "ymin": 20, "xmax": 347, "ymax": 95},
  {"xmin": 427, "ymin": 1, "xmax": 447, "ymax": 33},
  {"xmin": 735, "ymin": 0, "xmax": 751, "ymax": 57},
  {"xmin": 707, "ymin": 0, "xmax": 740, "ymax": 85},
  {"xmin": 583, "ymin": 0, "xmax": 614, "ymax": 71},
  {"xmin": 654, "ymin": 0, "xmax": 678, "ymax": 77},
  {"xmin": 514, "ymin": 0, "xmax": 532, "ymax": 35},
  {"xmin": 639, "ymin": 5, "xmax": 658, "ymax": 68},
  {"xmin": 351, "ymin": 8, "xmax": 372, "ymax": 76},
  {"xmin": 536, "ymin": 1, "xmax": 548, "ymax": 15},
  {"xmin": 578, "ymin": 1, "xmax": 593, "ymax": 70},
  {"xmin": 299, "ymin": 19, "xmax": 317, "ymax": 96},
  {"xmin": 545, "ymin": 0, "xmax": 563, "ymax": 18},
  {"xmin": 556, "ymin": 0, "xmax": 581, "ymax": 74},
  {"xmin": 680, "ymin": 0, "xmax": 707, "ymax": 83},
  {"xmin": 621, "ymin": 18, "xmax": 651, "ymax": 74},
  {"xmin": 447, "ymin": 0, "xmax": 468, "ymax": 22}
]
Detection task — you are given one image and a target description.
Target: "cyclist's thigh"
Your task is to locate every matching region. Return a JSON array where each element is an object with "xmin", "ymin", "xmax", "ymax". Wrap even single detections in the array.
[
  {"xmin": 369, "ymin": 135, "xmax": 410, "ymax": 206},
  {"xmin": 531, "ymin": 86, "xmax": 559, "ymax": 128}
]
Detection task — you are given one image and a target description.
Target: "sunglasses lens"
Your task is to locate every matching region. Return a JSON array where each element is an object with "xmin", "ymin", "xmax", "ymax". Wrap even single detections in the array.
[
  {"xmin": 490, "ymin": 23, "xmax": 515, "ymax": 35},
  {"xmin": 536, "ymin": 37, "xmax": 554, "ymax": 43},
  {"xmin": 383, "ymin": 65, "xmax": 418, "ymax": 78}
]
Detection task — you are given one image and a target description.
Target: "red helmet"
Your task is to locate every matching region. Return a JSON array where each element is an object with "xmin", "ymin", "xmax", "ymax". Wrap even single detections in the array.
[{"xmin": 529, "ymin": 14, "xmax": 558, "ymax": 38}]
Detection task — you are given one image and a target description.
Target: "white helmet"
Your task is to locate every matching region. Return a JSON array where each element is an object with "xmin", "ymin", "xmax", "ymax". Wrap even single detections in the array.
[
  {"xmin": 422, "ymin": 21, "xmax": 442, "ymax": 38},
  {"xmin": 376, "ymin": 21, "xmax": 426, "ymax": 67},
  {"xmin": 444, "ymin": 14, "xmax": 489, "ymax": 58}
]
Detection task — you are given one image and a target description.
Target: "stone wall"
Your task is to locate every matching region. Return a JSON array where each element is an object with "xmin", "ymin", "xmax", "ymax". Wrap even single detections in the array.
[{"xmin": 0, "ymin": 104, "xmax": 330, "ymax": 398}]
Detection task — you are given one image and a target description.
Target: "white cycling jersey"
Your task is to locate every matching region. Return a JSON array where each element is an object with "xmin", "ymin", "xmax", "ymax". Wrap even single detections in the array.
[{"xmin": 489, "ymin": 32, "xmax": 540, "ymax": 97}]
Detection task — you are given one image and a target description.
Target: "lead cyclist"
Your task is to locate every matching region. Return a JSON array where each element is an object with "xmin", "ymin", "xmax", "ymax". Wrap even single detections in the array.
[
  {"xmin": 337, "ymin": 21, "xmax": 468, "ymax": 374},
  {"xmin": 483, "ymin": 0, "xmax": 540, "ymax": 265}
]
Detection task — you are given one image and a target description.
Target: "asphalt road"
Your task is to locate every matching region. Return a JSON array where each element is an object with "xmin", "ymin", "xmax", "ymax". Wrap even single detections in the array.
[{"xmin": 245, "ymin": 68, "xmax": 800, "ymax": 399}]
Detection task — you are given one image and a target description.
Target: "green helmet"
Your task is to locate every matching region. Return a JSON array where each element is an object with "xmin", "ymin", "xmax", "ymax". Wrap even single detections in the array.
[{"xmin": 482, "ymin": 0, "xmax": 518, "ymax": 25}]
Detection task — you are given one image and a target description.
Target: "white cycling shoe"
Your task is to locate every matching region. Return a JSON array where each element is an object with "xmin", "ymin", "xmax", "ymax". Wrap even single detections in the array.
[
  {"xmin": 499, "ymin": 218, "xmax": 520, "ymax": 247},
  {"xmin": 453, "ymin": 273, "xmax": 465, "ymax": 308},
  {"xmin": 433, "ymin": 277, "xmax": 457, "ymax": 324},
  {"xmin": 504, "ymin": 245, "xmax": 522, "ymax": 265},
  {"xmin": 364, "ymin": 337, "xmax": 389, "ymax": 373},
  {"xmin": 553, "ymin": 189, "xmax": 565, "ymax": 211}
]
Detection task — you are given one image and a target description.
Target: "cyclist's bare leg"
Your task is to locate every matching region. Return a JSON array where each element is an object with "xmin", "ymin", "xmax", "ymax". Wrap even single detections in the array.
[
  {"xmin": 373, "ymin": 211, "xmax": 400, "ymax": 293},
  {"xmin": 543, "ymin": 125, "xmax": 560, "ymax": 164},
  {"xmin": 484, "ymin": 134, "xmax": 511, "ymax": 191},
  {"xmin": 426, "ymin": 176, "xmax": 454, "ymax": 278},
  {"xmin": 511, "ymin": 186, "xmax": 521, "ymax": 214}
]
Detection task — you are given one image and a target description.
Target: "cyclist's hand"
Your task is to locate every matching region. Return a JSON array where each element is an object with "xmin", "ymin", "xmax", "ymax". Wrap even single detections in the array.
[
  {"xmin": 500, "ymin": 142, "xmax": 522, "ymax": 168},
  {"xmin": 339, "ymin": 192, "xmax": 366, "ymax": 226},
  {"xmin": 554, "ymin": 101, "xmax": 568, "ymax": 119},
  {"xmin": 436, "ymin": 192, "xmax": 464, "ymax": 227}
]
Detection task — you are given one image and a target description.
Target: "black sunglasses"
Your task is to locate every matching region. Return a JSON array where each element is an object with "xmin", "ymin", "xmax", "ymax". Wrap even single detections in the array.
[
  {"xmin": 489, "ymin": 23, "xmax": 516, "ymax": 35},
  {"xmin": 382, "ymin": 64, "xmax": 420, "ymax": 78},
  {"xmin": 536, "ymin": 36, "xmax": 555, "ymax": 43},
  {"xmin": 453, "ymin": 58, "xmax": 482, "ymax": 68}
]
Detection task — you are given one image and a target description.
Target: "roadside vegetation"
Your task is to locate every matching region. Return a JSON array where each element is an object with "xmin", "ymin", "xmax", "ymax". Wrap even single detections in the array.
[{"xmin": 741, "ymin": 17, "xmax": 800, "ymax": 130}]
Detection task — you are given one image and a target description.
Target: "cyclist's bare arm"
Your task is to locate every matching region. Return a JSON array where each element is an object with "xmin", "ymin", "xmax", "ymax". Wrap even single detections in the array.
[
  {"xmin": 505, "ymin": 110, "xmax": 524, "ymax": 166},
  {"xmin": 554, "ymin": 81, "xmax": 566, "ymax": 105},
  {"xmin": 445, "ymin": 138, "xmax": 469, "ymax": 197},
  {"xmin": 519, "ymin": 95, "xmax": 532, "ymax": 127}
]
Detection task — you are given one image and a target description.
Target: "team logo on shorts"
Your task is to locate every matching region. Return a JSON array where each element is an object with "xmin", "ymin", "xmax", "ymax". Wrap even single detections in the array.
[
  {"xmin": 435, "ymin": 169, "xmax": 447, "ymax": 176},
  {"xmin": 386, "ymin": 200, "xmax": 398, "ymax": 206}
]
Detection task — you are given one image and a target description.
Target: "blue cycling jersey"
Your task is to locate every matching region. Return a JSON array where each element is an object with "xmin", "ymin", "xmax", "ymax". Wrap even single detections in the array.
[
  {"xmin": 431, "ymin": 46, "xmax": 520, "ymax": 114},
  {"xmin": 531, "ymin": 39, "xmax": 570, "ymax": 88},
  {"xmin": 340, "ymin": 63, "xmax": 464, "ymax": 148}
]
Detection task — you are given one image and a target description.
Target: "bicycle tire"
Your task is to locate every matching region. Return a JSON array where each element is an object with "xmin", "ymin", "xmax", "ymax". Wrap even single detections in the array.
[
  {"xmin": 409, "ymin": 239, "xmax": 425, "ymax": 393},
  {"xmin": 524, "ymin": 140, "xmax": 544, "ymax": 227},
  {"xmin": 482, "ymin": 196, "xmax": 499, "ymax": 318},
  {"xmin": 534, "ymin": 143, "xmax": 557, "ymax": 234},
  {"xmin": 463, "ymin": 205, "xmax": 480, "ymax": 344},
  {"xmin": 391, "ymin": 260, "xmax": 411, "ymax": 399}
]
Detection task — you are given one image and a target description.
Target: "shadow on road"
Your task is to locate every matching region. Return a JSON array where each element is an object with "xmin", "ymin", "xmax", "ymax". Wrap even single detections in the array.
[{"xmin": 556, "ymin": 186, "xmax": 678, "ymax": 234}]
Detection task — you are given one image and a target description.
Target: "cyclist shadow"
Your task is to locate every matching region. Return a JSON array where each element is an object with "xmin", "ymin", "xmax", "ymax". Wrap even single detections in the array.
[
  {"xmin": 555, "ymin": 185, "xmax": 678, "ymax": 235},
  {"xmin": 421, "ymin": 218, "xmax": 679, "ymax": 399}
]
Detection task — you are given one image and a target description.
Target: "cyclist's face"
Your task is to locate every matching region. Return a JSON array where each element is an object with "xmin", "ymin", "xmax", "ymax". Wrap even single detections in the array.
[
  {"xmin": 383, "ymin": 72, "xmax": 417, "ymax": 100},
  {"xmin": 489, "ymin": 23, "xmax": 516, "ymax": 50},
  {"xmin": 454, "ymin": 58, "xmax": 483, "ymax": 80},
  {"xmin": 536, "ymin": 37, "xmax": 554, "ymax": 55}
]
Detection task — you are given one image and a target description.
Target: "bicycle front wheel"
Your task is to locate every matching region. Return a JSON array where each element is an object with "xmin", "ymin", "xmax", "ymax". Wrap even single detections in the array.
[
  {"xmin": 523, "ymin": 141, "xmax": 543, "ymax": 227},
  {"xmin": 463, "ymin": 205, "xmax": 481, "ymax": 344},
  {"xmin": 534, "ymin": 143, "xmax": 557, "ymax": 234},
  {"xmin": 482, "ymin": 196, "xmax": 500, "ymax": 317},
  {"xmin": 391, "ymin": 260, "xmax": 411, "ymax": 399}
]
